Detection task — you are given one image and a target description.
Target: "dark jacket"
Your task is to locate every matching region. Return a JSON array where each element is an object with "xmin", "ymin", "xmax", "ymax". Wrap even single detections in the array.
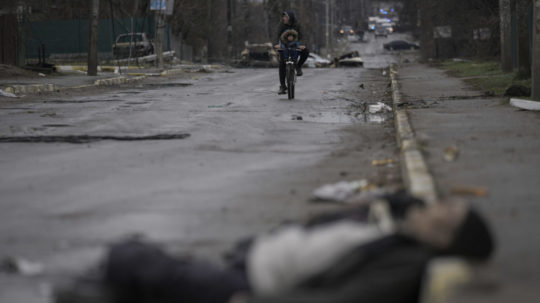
[
  {"xmin": 277, "ymin": 11, "xmax": 303, "ymax": 43},
  {"xmin": 247, "ymin": 235, "xmax": 432, "ymax": 303}
]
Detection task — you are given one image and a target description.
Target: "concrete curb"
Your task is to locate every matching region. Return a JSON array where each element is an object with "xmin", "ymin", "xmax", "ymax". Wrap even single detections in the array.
[
  {"xmin": 510, "ymin": 98, "xmax": 540, "ymax": 111},
  {"xmin": 390, "ymin": 65, "xmax": 475, "ymax": 303},
  {"xmin": 94, "ymin": 76, "xmax": 147, "ymax": 87},
  {"xmin": 389, "ymin": 65, "xmax": 438, "ymax": 205},
  {"xmin": 4, "ymin": 83, "xmax": 58, "ymax": 95},
  {"xmin": 3, "ymin": 64, "xmax": 220, "ymax": 97}
]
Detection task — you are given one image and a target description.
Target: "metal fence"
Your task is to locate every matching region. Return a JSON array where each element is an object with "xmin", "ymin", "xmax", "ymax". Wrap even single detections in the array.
[{"xmin": 25, "ymin": 17, "xmax": 172, "ymax": 59}]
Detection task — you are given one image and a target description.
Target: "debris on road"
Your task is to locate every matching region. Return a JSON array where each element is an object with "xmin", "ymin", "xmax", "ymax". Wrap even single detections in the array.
[
  {"xmin": 291, "ymin": 115, "xmax": 303, "ymax": 121},
  {"xmin": 372, "ymin": 158, "xmax": 394, "ymax": 166},
  {"xmin": 444, "ymin": 146, "xmax": 460, "ymax": 162},
  {"xmin": 451, "ymin": 186, "xmax": 489, "ymax": 197},
  {"xmin": 368, "ymin": 102, "xmax": 392, "ymax": 114},
  {"xmin": 313, "ymin": 180, "xmax": 368, "ymax": 203},
  {"xmin": 1, "ymin": 256, "xmax": 45, "ymax": 276},
  {"xmin": 0, "ymin": 89, "xmax": 18, "ymax": 98},
  {"xmin": 312, "ymin": 179, "xmax": 384, "ymax": 203}
]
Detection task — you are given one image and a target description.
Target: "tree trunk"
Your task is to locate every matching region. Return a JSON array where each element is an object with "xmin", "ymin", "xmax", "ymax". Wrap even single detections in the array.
[
  {"xmin": 88, "ymin": 0, "xmax": 100, "ymax": 76},
  {"xmin": 517, "ymin": 0, "xmax": 531, "ymax": 78},
  {"xmin": 532, "ymin": 0, "xmax": 540, "ymax": 99},
  {"xmin": 500, "ymin": 0, "xmax": 514, "ymax": 72}
]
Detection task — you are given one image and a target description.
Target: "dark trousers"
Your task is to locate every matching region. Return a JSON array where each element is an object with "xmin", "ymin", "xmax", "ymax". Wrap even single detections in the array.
[
  {"xmin": 105, "ymin": 240, "xmax": 250, "ymax": 303},
  {"xmin": 279, "ymin": 48, "xmax": 309, "ymax": 87}
]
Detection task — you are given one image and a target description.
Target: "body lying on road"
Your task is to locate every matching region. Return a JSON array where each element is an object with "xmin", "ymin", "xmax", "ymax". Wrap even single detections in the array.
[{"xmin": 55, "ymin": 193, "xmax": 494, "ymax": 303}]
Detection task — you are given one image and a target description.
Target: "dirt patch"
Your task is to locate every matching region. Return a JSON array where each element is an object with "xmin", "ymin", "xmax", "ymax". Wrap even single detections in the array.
[{"xmin": 0, "ymin": 64, "xmax": 39, "ymax": 79}]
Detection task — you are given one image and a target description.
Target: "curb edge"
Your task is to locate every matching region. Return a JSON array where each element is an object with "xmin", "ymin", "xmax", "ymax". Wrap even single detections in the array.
[{"xmin": 389, "ymin": 64, "xmax": 438, "ymax": 205}]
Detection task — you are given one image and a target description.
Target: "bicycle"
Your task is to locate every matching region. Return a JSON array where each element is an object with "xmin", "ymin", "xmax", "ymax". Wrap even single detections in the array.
[{"xmin": 278, "ymin": 43, "xmax": 301, "ymax": 100}]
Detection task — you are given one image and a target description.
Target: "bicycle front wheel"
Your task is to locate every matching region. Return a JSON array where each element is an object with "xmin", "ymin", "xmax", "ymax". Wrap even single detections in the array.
[{"xmin": 287, "ymin": 65, "xmax": 295, "ymax": 100}]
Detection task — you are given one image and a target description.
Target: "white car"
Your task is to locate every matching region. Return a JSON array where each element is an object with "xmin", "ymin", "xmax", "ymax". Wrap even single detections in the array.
[{"xmin": 306, "ymin": 53, "xmax": 331, "ymax": 68}]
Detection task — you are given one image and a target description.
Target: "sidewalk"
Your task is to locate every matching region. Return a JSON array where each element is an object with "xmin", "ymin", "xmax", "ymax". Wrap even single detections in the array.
[{"xmin": 397, "ymin": 63, "xmax": 540, "ymax": 302}]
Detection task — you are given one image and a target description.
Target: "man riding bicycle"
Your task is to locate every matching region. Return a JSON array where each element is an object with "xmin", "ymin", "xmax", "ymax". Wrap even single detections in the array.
[{"xmin": 274, "ymin": 11, "xmax": 309, "ymax": 95}]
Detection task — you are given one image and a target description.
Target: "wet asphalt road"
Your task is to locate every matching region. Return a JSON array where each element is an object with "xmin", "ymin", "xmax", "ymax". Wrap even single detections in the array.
[{"xmin": 0, "ymin": 34, "xmax": 413, "ymax": 302}]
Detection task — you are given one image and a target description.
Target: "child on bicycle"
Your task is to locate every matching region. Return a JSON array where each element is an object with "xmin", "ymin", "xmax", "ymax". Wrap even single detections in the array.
[{"xmin": 274, "ymin": 11, "xmax": 309, "ymax": 95}]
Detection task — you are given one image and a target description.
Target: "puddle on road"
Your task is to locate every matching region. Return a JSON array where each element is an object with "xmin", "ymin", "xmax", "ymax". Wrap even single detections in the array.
[{"xmin": 277, "ymin": 112, "xmax": 388, "ymax": 124}]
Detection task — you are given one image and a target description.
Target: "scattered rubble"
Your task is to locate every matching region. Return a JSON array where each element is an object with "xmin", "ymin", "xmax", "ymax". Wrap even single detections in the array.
[
  {"xmin": 372, "ymin": 158, "xmax": 394, "ymax": 166},
  {"xmin": 0, "ymin": 89, "xmax": 18, "ymax": 98},
  {"xmin": 368, "ymin": 102, "xmax": 392, "ymax": 114},
  {"xmin": 312, "ymin": 179, "xmax": 387, "ymax": 204},
  {"xmin": 444, "ymin": 146, "xmax": 460, "ymax": 162}
]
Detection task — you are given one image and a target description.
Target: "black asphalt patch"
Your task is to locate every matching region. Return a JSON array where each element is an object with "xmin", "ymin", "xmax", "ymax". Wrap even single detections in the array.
[
  {"xmin": 43, "ymin": 99, "xmax": 121, "ymax": 104},
  {"xmin": 0, "ymin": 133, "xmax": 190, "ymax": 144},
  {"xmin": 142, "ymin": 83, "xmax": 193, "ymax": 88}
]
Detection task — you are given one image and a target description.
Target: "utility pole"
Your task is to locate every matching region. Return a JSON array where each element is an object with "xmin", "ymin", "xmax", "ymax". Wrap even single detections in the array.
[
  {"xmin": 227, "ymin": 0, "xmax": 233, "ymax": 61},
  {"xmin": 500, "ymin": 0, "xmax": 513, "ymax": 72},
  {"xmin": 16, "ymin": 3, "xmax": 27, "ymax": 68},
  {"xmin": 330, "ymin": 0, "xmax": 335, "ymax": 49},
  {"xmin": 532, "ymin": 0, "xmax": 540, "ymax": 99},
  {"xmin": 88, "ymin": 0, "xmax": 100, "ymax": 76},
  {"xmin": 325, "ymin": 0, "xmax": 329, "ymax": 54}
]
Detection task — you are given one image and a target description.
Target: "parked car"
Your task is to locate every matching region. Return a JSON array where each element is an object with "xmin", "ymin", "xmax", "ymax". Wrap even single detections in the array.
[
  {"xmin": 240, "ymin": 42, "xmax": 279, "ymax": 67},
  {"xmin": 383, "ymin": 40, "xmax": 420, "ymax": 51},
  {"xmin": 306, "ymin": 53, "xmax": 331, "ymax": 68},
  {"xmin": 113, "ymin": 33, "xmax": 154, "ymax": 59},
  {"xmin": 337, "ymin": 51, "xmax": 364, "ymax": 67}
]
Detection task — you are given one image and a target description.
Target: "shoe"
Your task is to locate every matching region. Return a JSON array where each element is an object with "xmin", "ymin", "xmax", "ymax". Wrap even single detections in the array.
[
  {"xmin": 296, "ymin": 66, "xmax": 303, "ymax": 76},
  {"xmin": 278, "ymin": 85, "xmax": 287, "ymax": 95}
]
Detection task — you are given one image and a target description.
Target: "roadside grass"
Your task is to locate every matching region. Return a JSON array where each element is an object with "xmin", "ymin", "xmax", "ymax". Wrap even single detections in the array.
[{"xmin": 439, "ymin": 60, "xmax": 532, "ymax": 97}]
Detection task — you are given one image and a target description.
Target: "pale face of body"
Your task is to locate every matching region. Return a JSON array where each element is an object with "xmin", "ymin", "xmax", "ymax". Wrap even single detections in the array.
[{"xmin": 399, "ymin": 201, "xmax": 468, "ymax": 249}]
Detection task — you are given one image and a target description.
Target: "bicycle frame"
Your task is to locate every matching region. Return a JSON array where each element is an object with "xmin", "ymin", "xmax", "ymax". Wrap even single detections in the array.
[{"xmin": 278, "ymin": 43, "xmax": 300, "ymax": 99}]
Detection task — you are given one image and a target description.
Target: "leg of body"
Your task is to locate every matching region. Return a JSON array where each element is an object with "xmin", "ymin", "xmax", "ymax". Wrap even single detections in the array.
[{"xmin": 105, "ymin": 240, "xmax": 250, "ymax": 303}]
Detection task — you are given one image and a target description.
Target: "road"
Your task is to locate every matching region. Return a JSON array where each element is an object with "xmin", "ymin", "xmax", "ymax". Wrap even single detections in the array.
[{"xmin": 0, "ymin": 34, "xmax": 413, "ymax": 302}]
